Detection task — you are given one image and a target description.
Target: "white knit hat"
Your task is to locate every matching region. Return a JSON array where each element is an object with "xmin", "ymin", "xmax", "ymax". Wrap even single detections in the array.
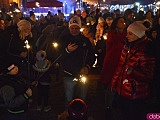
[
  {"xmin": 33, "ymin": 50, "xmax": 51, "ymax": 72},
  {"xmin": 17, "ymin": 19, "xmax": 31, "ymax": 31},
  {"xmin": 69, "ymin": 16, "xmax": 81, "ymax": 28},
  {"xmin": 127, "ymin": 21, "xmax": 148, "ymax": 38},
  {"xmin": 36, "ymin": 50, "xmax": 46, "ymax": 61}
]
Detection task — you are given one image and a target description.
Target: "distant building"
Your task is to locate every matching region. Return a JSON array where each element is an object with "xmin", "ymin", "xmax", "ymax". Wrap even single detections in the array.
[{"xmin": 0, "ymin": 0, "xmax": 21, "ymax": 11}]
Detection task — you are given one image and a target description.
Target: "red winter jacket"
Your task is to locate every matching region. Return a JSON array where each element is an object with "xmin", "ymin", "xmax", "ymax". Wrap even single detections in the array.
[
  {"xmin": 100, "ymin": 30, "xmax": 127, "ymax": 85},
  {"xmin": 111, "ymin": 37, "xmax": 155, "ymax": 99}
]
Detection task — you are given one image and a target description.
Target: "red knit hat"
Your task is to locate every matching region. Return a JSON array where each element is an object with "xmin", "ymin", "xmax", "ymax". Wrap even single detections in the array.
[{"xmin": 68, "ymin": 98, "xmax": 87, "ymax": 120}]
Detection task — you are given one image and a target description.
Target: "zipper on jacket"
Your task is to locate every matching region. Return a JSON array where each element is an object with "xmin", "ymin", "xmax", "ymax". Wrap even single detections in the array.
[{"xmin": 119, "ymin": 45, "xmax": 131, "ymax": 95}]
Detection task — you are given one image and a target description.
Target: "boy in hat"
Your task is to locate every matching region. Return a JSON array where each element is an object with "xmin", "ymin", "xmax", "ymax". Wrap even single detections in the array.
[
  {"xmin": 0, "ymin": 56, "xmax": 32, "ymax": 120},
  {"xmin": 58, "ymin": 98, "xmax": 94, "ymax": 120},
  {"xmin": 68, "ymin": 98, "xmax": 87, "ymax": 120}
]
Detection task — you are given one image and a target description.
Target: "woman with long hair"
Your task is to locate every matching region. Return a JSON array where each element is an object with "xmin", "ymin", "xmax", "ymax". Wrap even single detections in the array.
[{"xmin": 100, "ymin": 16, "xmax": 127, "ymax": 119}]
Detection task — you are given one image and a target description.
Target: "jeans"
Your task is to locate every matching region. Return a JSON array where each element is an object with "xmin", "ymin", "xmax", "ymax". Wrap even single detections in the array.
[{"xmin": 63, "ymin": 77, "xmax": 88, "ymax": 110}]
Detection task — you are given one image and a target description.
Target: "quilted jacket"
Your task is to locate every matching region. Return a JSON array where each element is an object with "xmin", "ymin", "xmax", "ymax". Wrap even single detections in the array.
[{"xmin": 111, "ymin": 37, "xmax": 155, "ymax": 99}]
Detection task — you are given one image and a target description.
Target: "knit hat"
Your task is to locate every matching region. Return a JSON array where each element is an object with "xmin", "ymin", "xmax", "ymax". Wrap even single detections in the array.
[
  {"xmin": 33, "ymin": 50, "xmax": 51, "ymax": 72},
  {"xmin": 1, "ymin": 64, "xmax": 15, "ymax": 74},
  {"xmin": 17, "ymin": 19, "xmax": 31, "ymax": 31},
  {"xmin": 127, "ymin": 21, "xmax": 148, "ymax": 38},
  {"xmin": 0, "ymin": 55, "xmax": 17, "ymax": 74},
  {"xmin": 69, "ymin": 16, "xmax": 82, "ymax": 28},
  {"xmin": 68, "ymin": 98, "xmax": 87, "ymax": 119},
  {"xmin": 98, "ymin": 17, "xmax": 105, "ymax": 23},
  {"xmin": 36, "ymin": 50, "xmax": 46, "ymax": 61}
]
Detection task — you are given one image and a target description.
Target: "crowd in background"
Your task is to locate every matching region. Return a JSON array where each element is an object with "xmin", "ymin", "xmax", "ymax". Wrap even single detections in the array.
[{"xmin": 0, "ymin": 6, "xmax": 160, "ymax": 120}]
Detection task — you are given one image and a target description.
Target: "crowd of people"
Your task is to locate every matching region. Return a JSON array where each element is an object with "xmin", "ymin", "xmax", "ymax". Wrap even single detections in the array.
[{"xmin": 0, "ymin": 6, "xmax": 160, "ymax": 120}]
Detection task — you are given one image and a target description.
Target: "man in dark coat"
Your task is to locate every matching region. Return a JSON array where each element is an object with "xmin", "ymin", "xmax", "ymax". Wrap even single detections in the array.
[{"xmin": 58, "ymin": 16, "xmax": 95, "ymax": 110}]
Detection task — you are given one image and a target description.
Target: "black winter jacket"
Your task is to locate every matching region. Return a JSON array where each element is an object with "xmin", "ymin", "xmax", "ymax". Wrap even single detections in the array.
[
  {"xmin": 0, "ymin": 74, "xmax": 29, "ymax": 113},
  {"xmin": 59, "ymin": 33, "xmax": 96, "ymax": 77}
]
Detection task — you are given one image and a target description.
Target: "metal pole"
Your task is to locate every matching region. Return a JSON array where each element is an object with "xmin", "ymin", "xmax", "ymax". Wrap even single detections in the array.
[{"xmin": 27, "ymin": 48, "xmax": 30, "ymax": 82}]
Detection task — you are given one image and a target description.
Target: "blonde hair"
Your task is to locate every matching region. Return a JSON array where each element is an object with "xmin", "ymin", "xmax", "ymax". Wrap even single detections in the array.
[
  {"xmin": 19, "ymin": 30, "xmax": 32, "ymax": 40},
  {"xmin": 17, "ymin": 19, "xmax": 32, "ymax": 40}
]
